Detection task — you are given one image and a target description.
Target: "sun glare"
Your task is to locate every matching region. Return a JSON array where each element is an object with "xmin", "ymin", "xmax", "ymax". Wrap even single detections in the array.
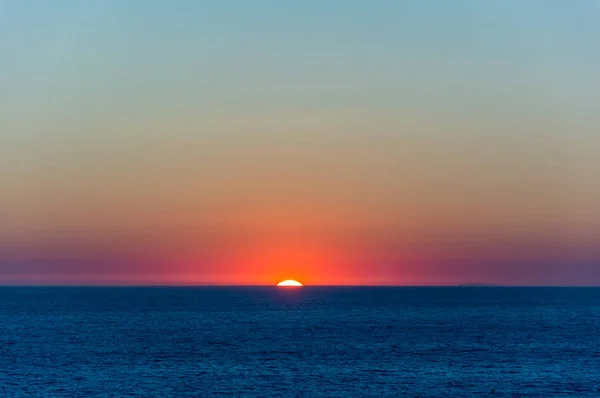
[{"xmin": 277, "ymin": 280, "xmax": 303, "ymax": 287}]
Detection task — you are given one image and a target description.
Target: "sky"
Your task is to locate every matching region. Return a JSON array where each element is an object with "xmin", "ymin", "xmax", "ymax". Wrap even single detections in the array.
[{"xmin": 1, "ymin": 0, "xmax": 599, "ymax": 285}]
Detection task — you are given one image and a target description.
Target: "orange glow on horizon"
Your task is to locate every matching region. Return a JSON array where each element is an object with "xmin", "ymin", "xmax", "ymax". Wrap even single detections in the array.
[{"xmin": 219, "ymin": 234, "xmax": 352, "ymax": 286}]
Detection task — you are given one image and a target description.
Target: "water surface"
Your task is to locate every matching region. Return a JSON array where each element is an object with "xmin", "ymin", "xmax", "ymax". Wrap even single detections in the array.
[{"xmin": 1, "ymin": 287, "xmax": 600, "ymax": 397}]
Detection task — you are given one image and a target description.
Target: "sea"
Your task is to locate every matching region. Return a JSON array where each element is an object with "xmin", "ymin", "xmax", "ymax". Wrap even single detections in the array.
[{"xmin": 1, "ymin": 287, "xmax": 600, "ymax": 397}]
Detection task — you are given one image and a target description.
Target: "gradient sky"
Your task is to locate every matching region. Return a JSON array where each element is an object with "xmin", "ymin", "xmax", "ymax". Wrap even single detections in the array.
[{"xmin": 1, "ymin": 0, "xmax": 599, "ymax": 285}]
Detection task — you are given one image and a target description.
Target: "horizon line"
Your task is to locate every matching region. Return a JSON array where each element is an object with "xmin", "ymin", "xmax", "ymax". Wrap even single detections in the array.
[{"xmin": 1, "ymin": 283, "xmax": 600, "ymax": 288}]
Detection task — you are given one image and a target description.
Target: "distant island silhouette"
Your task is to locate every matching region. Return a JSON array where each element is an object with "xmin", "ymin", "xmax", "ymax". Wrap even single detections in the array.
[{"xmin": 458, "ymin": 283, "xmax": 504, "ymax": 287}]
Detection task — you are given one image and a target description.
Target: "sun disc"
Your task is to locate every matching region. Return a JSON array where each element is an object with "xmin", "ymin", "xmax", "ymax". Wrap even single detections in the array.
[{"xmin": 277, "ymin": 279, "xmax": 303, "ymax": 287}]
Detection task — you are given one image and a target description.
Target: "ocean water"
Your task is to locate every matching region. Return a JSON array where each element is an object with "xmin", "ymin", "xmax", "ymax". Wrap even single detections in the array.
[{"xmin": 1, "ymin": 287, "xmax": 600, "ymax": 397}]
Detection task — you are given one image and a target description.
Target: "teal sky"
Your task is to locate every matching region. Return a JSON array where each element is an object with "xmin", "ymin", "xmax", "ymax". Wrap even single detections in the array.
[{"xmin": 1, "ymin": 1, "xmax": 599, "ymax": 285}]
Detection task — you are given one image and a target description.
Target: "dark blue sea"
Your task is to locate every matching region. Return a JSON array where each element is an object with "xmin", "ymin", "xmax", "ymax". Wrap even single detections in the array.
[{"xmin": 1, "ymin": 287, "xmax": 600, "ymax": 397}]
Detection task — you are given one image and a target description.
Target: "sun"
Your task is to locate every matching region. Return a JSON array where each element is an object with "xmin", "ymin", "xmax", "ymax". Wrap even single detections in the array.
[{"xmin": 277, "ymin": 279, "xmax": 303, "ymax": 287}]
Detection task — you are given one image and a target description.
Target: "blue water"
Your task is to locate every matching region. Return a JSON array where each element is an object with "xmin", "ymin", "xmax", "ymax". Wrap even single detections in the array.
[{"xmin": 1, "ymin": 287, "xmax": 600, "ymax": 397}]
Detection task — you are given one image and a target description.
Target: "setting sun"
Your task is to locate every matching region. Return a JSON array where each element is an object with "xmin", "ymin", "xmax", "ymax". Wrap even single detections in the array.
[{"xmin": 276, "ymin": 280, "xmax": 304, "ymax": 287}]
